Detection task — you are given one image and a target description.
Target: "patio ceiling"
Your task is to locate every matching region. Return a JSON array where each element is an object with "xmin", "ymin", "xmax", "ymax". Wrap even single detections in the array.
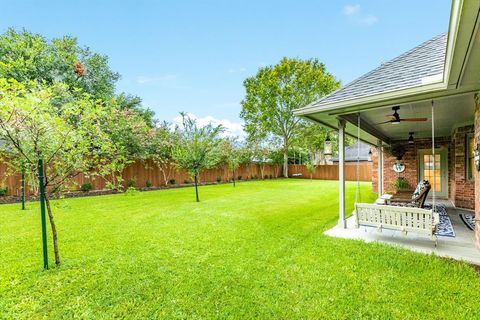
[{"xmin": 347, "ymin": 93, "xmax": 475, "ymax": 142}]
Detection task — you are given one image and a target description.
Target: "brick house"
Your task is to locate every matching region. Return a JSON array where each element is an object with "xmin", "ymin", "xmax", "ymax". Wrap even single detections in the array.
[{"xmin": 295, "ymin": 0, "xmax": 480, "ymax": 251}]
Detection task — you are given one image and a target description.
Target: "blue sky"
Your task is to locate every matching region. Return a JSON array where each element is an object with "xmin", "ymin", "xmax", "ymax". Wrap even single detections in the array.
[{"xmin": 2, "ymin": 0, "xmax": 451, "ymax": 135}]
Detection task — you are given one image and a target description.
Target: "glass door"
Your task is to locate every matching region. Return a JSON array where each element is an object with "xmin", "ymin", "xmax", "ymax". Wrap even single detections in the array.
[{"xmin": 418, "ymin": 149, "xmax": 448, "ymax": 198}]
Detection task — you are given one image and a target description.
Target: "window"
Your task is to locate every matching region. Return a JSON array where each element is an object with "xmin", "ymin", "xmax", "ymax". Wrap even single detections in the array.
[{"xmin": 466, "ymin": 134, "xmax": 475, "ymax": 181}]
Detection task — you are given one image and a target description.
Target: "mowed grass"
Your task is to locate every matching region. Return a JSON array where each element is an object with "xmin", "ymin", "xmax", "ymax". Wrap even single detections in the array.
[{"xmin": 1, "ymin": 179, "xmax": 479, "ymax": 319}]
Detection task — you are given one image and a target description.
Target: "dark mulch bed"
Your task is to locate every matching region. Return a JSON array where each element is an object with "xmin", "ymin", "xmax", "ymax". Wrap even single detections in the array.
[{"xmin": 0, "ymin": 179, "xmax": 282, "ymax": 205}]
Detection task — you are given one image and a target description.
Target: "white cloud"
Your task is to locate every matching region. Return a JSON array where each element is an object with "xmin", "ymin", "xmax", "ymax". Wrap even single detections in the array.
[
  {"xmin": 360, "ymin": 15, "xmax": 378, "ymax": 26},
  {"xmin": 342, "ymin": 4, "xmax": 378, "ymax": 26},
  {"xmin": 342, "ymin": 4, "xmax": 360, "ymax": 16},
  {"xmin": 173, "ymin": 113, "xmax": 245, "ymax": 138}
]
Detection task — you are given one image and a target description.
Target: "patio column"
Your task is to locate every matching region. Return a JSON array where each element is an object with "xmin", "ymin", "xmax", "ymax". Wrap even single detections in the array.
[
  {"xmin": 377, "ymin": 139, "xmax": 383, "ymax": 196},
  {"xmin": 338, "ymin": 119, "xmax": 346, "ymax": 228}
]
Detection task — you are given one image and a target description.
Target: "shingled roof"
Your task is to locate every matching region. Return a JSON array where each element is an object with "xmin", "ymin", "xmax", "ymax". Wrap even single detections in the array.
[{"xmin": 311, "ymin": 33, "xmax": 447, "ymax": 108}]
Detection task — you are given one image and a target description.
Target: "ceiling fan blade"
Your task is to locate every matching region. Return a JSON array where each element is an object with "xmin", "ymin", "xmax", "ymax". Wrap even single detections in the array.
[
  {"xmin": 401, "ymin": 118, "xmax": 428, "ymax": 122},
  {"xmin": 376, "ymin": 120, "xmax": 393, "ymax": 125}
]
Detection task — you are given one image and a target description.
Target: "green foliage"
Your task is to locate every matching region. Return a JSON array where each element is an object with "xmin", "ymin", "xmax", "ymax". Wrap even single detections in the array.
[
  {"xmin": 216, "ymin": 176, "xmax": 222, "ymax": 183},
  {"xmin": 184, "ymin": 179, "xmax": 191, "ymax": 184},
  {"xmin": 0, "ymin": 28, "xmax": 120, "ymax": 100},
  {"xmin": 168, "ymin": 179, "xmax": 177, "ymax": 185},
  {"xmin": 125, "ymin": 186, "xmax": 138, "ymax": 195},
  {"xmin": 0, "ymin": 186, "xmax": 8, "ymax": 196},
  {"xmin": 393, "ymin": 177, "xmax": 410, "ymax": 190},
  {"xmin": 80, "ymin": 182, "xmax": 93, "ymax": 192},
  {"xmin": 240, "ymin": 57, "xmax": 340, "ymax": 176},
  {"xmin": 145, "ymin": 181, "xmax": 152, "ymax": 188},
  {"xmin": 127, "ymin": 179, "xmax": 137, "ymax": 188},
  {"xmin": 1, "ymin": 180, "xmax": 478, "ymax": 319},
  {"xmin": 172, "ymin": 113, "xmax": 223, "ymax": 201}
]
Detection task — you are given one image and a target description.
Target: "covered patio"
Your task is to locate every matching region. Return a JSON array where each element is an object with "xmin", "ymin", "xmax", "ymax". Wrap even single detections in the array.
[
  {"xmin": 326, "ymin": 200, "xmax": 479, "ymax": 265},
  {"xmin": 295, "ymin": 0, "xmax": 480, "ymax": 263}
]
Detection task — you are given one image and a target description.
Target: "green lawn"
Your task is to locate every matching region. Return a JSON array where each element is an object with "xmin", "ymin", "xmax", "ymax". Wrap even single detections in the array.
[{"xmin": 1, "ymin": 179, "xmax": 479, "ymax": 319}]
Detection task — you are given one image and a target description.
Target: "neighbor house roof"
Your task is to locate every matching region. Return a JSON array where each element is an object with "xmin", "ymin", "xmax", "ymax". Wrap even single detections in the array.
[
  {"xmin": 309, "ymin": 33, "xmax": 447, "ymax": 109},
  {"xmin": 331, "ymin": 142, "xmax": 371, "ymax": 162}
]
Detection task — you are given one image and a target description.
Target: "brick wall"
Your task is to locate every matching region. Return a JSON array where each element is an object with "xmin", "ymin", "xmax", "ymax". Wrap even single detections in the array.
[
  {"xmin": 372, "ymin": 137, "xmax": 451, "ymax": 195},
  {"xmin": 450, "ymin": 125, "xmax": 475, "ymax": 209}
]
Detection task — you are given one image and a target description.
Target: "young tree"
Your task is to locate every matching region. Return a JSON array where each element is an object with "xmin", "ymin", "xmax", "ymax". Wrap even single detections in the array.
[
  {"xmin": 172, "ymin": 113, "xmax": 224, "ymax": 202},
  {"xmin": 220, "ymin": 137, "xmax": 243, "ymax": 187},
  {"xmin": 305, "ymin": 162, "xmax": 316, "ymax": 180},
  {"xmin": 0, "ymin": 80, "xmax": 126, "ymax": 266},
  {"xmin": 146, "ymin": 122, "xmax": 179, "ymax": 186},
  {"xmin": 240, "ymin": 57, "xmax": 340, "ymax": 177}
]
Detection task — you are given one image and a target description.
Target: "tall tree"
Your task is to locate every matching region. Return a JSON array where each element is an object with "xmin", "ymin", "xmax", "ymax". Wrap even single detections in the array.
[
  {"xmin": 0, "ymin": 80, "xmax": 125, "ymax": 266},
  {"xmin": 0, "ymin": 28, "xmax": 120, "ymax": 100},
  {"xmin": 240, "ymin": 57, "xmax": 340, "ymax": 177},
  {"xmin": 172, "ymin": 113, "xmax": 223, "ymax": 202}
]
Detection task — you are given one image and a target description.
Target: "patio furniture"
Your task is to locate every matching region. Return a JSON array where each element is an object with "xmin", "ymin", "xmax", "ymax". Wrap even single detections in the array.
[
  {"xmin": 386, "ymin": 180, "xmax": 431, "ymax": 208},
  {"xmin": 354, "ymin": 203, "xmax": 439, "ymax": 245}
]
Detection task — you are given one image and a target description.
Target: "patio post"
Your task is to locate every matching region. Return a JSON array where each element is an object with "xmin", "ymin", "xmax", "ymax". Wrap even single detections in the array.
[
  {"xmin": 338, "ymin": 119, "xmax": 346, "ymax": 228},
  {"xmin": 377, "ymin": 139, "xmax": 383, "ymax": 196}
]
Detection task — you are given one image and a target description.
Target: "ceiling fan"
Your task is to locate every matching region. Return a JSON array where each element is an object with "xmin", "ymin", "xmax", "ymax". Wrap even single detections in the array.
[{"xmin": 377, "ymin": 106, "xmax": 428, "ymax": 125}]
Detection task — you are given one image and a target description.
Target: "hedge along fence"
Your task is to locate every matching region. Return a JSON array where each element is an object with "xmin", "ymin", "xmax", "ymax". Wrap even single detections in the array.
[
  {"xmin": 288, "ymin": 163, "xmax": 372, "ymax": 181},
  {"xmin": 0, "ymin": 160, "xmax": 283, "ymax": 197}
]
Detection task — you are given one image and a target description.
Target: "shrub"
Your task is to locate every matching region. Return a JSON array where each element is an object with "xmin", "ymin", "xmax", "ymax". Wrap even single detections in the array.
[
  {"xmin": 105, "ymin": 182, "xmax": 115, "ymax": 190},
  {"xmin": 184, "ymin": 179, "xmax": 191, "ymax": 184},
  {"xmin": 269, "ymin": 174, "xmax": 273, "ymax": 179},
  {"xmin": 125, "ymin": 186, "xmax": 138, "ymax": 195},
  {"xmin": 264, "ymin": 174, "xmax": 269, "ymax": 179},
  {"xmin": 393, "ymin": 177, "xmax": 409, "ymax": 190},
  {"xmin": 252, "ymin": 175, "xmax": 258, "ymax": 180},
  {"xmin": 237, "ymin": 175, "xmax": 242, "ymax": 180},
  {"xmin": 169, "ymin": 179, "xmax": 177, "ymax": 185},
  {"xmin": 145, "ymin": 181, "xmax": 152, "ymax": 188},
  {"xmin": 80, "ymin": 182, "xmax": 92, "ymax": 192},
  {"xmin": 127, "ymin": 179, "xmax": 137, "ymax": 188},
  {"xmin": 0, "ymin": 186, "xmax": 8, "ymax": 196},
  {"xmin": 216, "ymin": 176, "xmax": 222, "ymax": 183}
]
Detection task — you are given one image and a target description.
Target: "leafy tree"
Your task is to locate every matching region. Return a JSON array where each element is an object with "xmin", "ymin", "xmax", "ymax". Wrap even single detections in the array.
[
  {"xmin": 305, "ymin": 162, "xmax": 316, "ymax": 180},
  {"xmin": 0, "ymin": 28, "xmax": 119, "ymax": 100},
  {"xmin": 172, "ymin": 113, "xmax": 223, "ymax": 202},
  {"xmin": 220, "ymin": 137, "xmax": 243, "ymax": 187},
  {"xmin": 240, "ymin": 57, "xmax": 340, "ymax": 177},
  {"xmin": 146, "ymin": 122, "xmax": 179, "ymax": 186},
  {"xmin": 0, "ymin": 79, "xmax": 124, "ymax": 266},
  {"xmin": 116, "ymin": 93, "xmax": 156, "ymax": 128}
]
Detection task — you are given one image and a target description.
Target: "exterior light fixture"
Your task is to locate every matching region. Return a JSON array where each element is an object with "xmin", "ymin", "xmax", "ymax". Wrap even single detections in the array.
[
  {"xmin": 324, "ymin": 136, "xmax": 332, "ymax": 156},
  {"xmin": 408, "ymin": 132, "xmax": 414, "ymax": 144},
  {"xmin": 368, "ymin": 149, "xmax": 372, "ymax": 161}
]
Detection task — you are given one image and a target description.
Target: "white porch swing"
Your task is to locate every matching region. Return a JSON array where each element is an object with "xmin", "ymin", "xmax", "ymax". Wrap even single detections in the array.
[{"xmin": 353, "ymin": 101, "xmax": 440, "ymax": 245}]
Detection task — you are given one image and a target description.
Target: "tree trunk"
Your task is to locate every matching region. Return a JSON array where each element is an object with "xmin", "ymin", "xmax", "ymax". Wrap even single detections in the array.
[
  {"xmin": 260, "ymin": 165, "xmax": 265, "ymax": 180},
  {"xmin": 194, "ymin": 175, "xmax": 200, "ymax": 202},
  {"xmin": 45, "ymin": 195, "xmax": 60, "ymax": 266},
  {"xmin": 232, "ymin": 169, "xmax": 236, "ymax": 187},
  {"xmin": 283, "ymin": 138, "xmax": 289, "ymax": 178}
]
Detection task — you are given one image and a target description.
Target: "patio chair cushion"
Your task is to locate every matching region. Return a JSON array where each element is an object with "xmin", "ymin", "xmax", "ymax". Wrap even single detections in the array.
[{"xmin": 412, "ymin": 180, "xmax": 429, "ymax": 200}]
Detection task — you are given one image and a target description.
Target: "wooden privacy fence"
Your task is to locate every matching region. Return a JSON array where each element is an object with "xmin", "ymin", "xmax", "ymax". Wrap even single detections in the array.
[
  {"xmin": 0, "ymin": 160, "xmax": 283, "ymax": 197},
  {"xmin": 288, "ymin": 163, "xmax": 372, "ymax": 181},
  {"xmin": 0, "ymin": 161, "xmax": 372, "ymax": 197}
]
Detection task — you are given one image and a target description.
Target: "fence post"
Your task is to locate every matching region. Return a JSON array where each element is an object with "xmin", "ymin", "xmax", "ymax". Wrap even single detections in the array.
[{"xmin": 38, "ymin": 159, "xmax": 49, "ymax": 270}]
